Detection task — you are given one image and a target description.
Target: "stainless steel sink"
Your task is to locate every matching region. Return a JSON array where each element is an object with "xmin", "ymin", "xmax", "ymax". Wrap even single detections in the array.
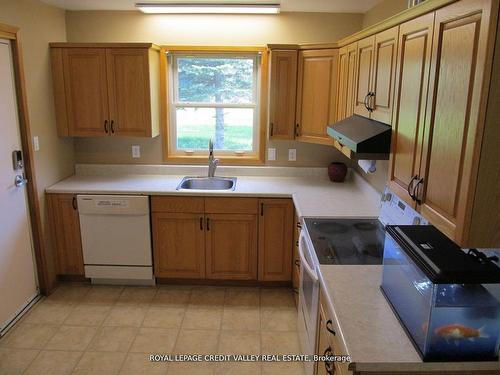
[{"xmin": 176, "ymin": 176, "xmax": 237, "ymax": 191}]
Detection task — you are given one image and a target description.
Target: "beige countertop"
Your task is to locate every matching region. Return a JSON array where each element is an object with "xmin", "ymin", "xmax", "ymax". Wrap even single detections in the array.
[{"xmin": 319, "ymin": 265, "xmax": 500, "ymax": 372}]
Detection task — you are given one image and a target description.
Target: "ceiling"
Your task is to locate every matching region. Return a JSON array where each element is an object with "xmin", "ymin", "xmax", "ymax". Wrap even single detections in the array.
[{"xmin": 40, "ymin": 0, "xmax": 384, "ymax": 13}]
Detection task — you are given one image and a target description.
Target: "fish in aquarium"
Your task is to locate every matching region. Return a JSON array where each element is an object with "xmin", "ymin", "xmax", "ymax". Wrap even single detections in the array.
[{"xmin": 434, "ymin": 324, "xmax": 490, "ymax": 346}]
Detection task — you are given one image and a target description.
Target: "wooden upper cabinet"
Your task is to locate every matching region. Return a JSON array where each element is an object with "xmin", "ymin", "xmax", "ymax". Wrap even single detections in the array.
[
  {"xmin": 336, "ymin": 43, "xmax": 357, "ymax": 121},
  {"xmin": 388, "ymin": 13, "xmax": 434, "ymax": 207},
  {"xmin": 258, "ymin": 199, "xmax": 293, "ymax": 281},
  {"xmin": 269, "ymin": 50, "xmax": 297, "ymax": 140},
  {"xmin": 60, "ymin": 48, "xmax": 109, "ymax": 137},
  {"xmin": 354, "ymin": 35, "xmax": 375, "ymax": 118},
  {"xmin": 417, "ymin": 0, "xmax": 494, "ymax": 245},
  {"xmin": 296, "ymin": 49, "xmax": 338, "ymax": 145},
  {"xmin": 47, "ymin": 193, "xmax": 84, "ymax": 276},
  {"xmin": 152, "ymin": 212, "xmax": 205, "ymax": 279},
  {"xmin": 50, "ymin": 43, "xmax": 160, "ymax": 138},
  {"xmin": 371, "ymin": 26, "xmax": 399, "ymax": 124},
  {"xmin": 205, "ymin": 214, "xmax": 258, "ymax": 280}
]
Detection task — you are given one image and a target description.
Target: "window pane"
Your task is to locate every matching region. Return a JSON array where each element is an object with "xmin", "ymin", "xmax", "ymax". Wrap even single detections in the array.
[
  {"xmin": 177, "ymin": 57, "xmax": 255, "ymax": 104},
  {"xmin": 176, "ymin": 107, "xmax": 254, "ymax": 151}
]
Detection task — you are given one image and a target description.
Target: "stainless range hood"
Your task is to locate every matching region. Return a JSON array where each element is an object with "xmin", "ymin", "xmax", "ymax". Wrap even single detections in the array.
[{"xmin": 327, "ymin": 115, "xmax": 391, "ymax": 159}]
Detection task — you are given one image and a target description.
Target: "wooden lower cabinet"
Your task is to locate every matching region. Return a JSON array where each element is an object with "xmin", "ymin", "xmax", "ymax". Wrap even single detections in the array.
[
  {"xmin": 47, "ymin": 193, "xmax": 84, "ymax": 276},
  {"xmin": 152, "ymin": 212, "xmax": 205, "ymax": 278},
  {"xmin": 205, "ymin": 214, "xmax": 258, "ymax": 280},
  {"xmin": 258, "ymin": 199, "xmax": 294, "ymax": 281}
]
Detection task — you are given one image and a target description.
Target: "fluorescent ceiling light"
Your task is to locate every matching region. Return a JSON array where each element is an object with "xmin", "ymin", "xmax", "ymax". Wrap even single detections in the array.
[{"xmin": 135, "ymin": 3, "xmax": 280, "ymax": 14}]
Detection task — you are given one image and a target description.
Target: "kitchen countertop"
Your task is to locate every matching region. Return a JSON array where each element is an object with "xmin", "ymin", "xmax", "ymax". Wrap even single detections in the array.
[
  {"xmin": 46, "ymin": 165, "xmax": 382, "ymax": 218},
  {"xmin": 319, "ymin": 265, "xmax": 500, "ymax": 372}
]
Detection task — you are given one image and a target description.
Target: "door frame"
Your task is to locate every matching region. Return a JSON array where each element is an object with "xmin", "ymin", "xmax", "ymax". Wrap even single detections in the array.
[{"xmin": 0, "ymin": 23, "xmax": 50, "ymax": 294}]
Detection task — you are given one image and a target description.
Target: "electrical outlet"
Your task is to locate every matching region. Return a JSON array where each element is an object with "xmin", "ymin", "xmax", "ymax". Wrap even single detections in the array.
[
  {"xmin": 132, "ymin": 145, "xmax": 141, "ymax": 158},
  {"xmin": 268, "ymin": 148, "xmax": 276, "ymax": 161},
  {"xmin": 288, "ymin": 148, "xmax": 296, "ymax": 161},
  {"xmin": 33, "ymin": 136, "xmax": 40, "ymax": 151}
]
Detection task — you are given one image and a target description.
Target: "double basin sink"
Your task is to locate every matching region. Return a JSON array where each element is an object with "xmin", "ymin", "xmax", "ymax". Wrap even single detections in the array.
[{"xmin": 176, "ymin": 176, "xmax": 237, "ymax": 191}]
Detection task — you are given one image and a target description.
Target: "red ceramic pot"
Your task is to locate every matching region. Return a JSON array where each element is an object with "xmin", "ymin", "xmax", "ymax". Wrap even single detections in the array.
[{"xmin": 328, "ymin": 162, "xmax": 347, "ymax": 182}]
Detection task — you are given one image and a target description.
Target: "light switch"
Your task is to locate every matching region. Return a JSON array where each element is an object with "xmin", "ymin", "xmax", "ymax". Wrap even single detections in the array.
[
  {"xmin": 33, "ymin": 136, "xmax": 40, "ymax": 151},
  {"xmin": 268, "ymin": 148, "xmax": 276, "ymax": 161},
  {"xmin": 132, "ymin": 145, "xmax": 141, "ymax": 158},
  {"xmin": 288, "ymin": 148, "xmax": 296, "ymax": 161}
]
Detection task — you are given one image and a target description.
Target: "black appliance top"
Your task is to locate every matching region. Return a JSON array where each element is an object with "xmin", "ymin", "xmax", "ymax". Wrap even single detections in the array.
[
  {"xmin": 304, "ymin": 218, "xmax": 385, "ymax": 265},
  {"xmin": 386, "ymin": 225, "xmax": 500, "ymax": 284}
]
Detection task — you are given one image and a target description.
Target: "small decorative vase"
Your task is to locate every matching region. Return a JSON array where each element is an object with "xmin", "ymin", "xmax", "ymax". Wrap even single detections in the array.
[{"xmin": 328, "ymin": 162, "xmax": 347, "ymax": 182}]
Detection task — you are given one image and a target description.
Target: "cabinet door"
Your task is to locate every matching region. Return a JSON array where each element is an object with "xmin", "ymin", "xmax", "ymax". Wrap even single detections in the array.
[
  {"xmin": 47, "ymin": 194, "xmax": 84, "ymax": 276},
  {"xmin": 315, "ymin": 301, "xmax": 334, "ymax": 375},
  {"xmin": 258, "ymin": 199, "xmax": 293, "ymax": 281},
  {"xmin": 388, "ymin": 14, "xmax": 434, "ymax": 206},
  {"xmin": 371, "ymin": 26, "xmax": 399, "ymax": 124},
  {"xmin": 336, "ymin": 43, "xmax": 357, "ymax": 121},
  {"xmin": 205, "ymin": 214, "xmax": 258, "ymax": 280},
  {"xmin": 62, "ymin": 48, "xmax": 109, "ymax": 136},
  {"xmin": 296, "ymin": 49, "xmax": 338, "ymax": 145},
  {"xmin": 106, "ymin": 48, "xmax": 153, "ymax": 137},
  {"xmin": 418, "ymin": 0, "xmax": 492, "ymax": 243},
  {"xmin": 353, "ymin": 35, "xmax": 375, "ymax": 117},
  {"xmin": 152, "ymin": 213, "xmax": 205, "ymax": 278},
  {"xmin": 269, "ymin": 50, "xmax": 297, "ymax": 140}
]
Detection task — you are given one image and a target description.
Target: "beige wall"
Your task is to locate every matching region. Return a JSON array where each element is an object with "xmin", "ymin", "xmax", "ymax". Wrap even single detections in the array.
[
  {"xmin": 66, "ymin": 11, "xmax": 363, "ymax": 167},
  {"xmin": 363, "ymin": 0, "xmax": 407, "ymax": 28},
  {"xmin": 0, "ymin": 0, "xmax": 73, "ymax": 288}
]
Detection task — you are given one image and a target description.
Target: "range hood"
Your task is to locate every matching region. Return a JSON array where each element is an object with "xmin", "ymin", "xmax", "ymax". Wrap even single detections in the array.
[{"xmin": 327, "ymin": 115, "xmax": 391, "ymax": 159}]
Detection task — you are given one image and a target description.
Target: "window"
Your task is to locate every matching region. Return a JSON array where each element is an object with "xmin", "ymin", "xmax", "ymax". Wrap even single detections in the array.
[{"xmin": 165, "ymin": 48, "xmax": 266, "ymax": 163}]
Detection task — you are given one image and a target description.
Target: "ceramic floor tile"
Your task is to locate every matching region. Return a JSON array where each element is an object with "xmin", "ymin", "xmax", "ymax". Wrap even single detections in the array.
[
  {"xmin": 189, "ymin": 287, "xmax": 226, "ymax": 307},
  {"xmin": 129, "ymin": 328, "xmax": 178, "ymax": 353},
  {"xmin": 261, "ymin": 331, "xmax": 301, "ymax": 355},
  {"xmin": 64, "ymin": 304, "xmax": 111, "ymax": 326},
  {"xmin": 83, "ymin": 286, "xmax": 124, "ymax": 304},
  {"xmin": 116, "ymin": 287, "xmax": 157, "ymax": 305},
  {"xmin": 119, "ymin": 353, "xmax": 168, "ymax": 375},
  {"xmin": 182, "ymin": 307, "xmax": 222, "ymax": 330},
  {"xmin": 73, "ymin": 351, "xmax": 126, "ymax": 375},
  {"xmin": 221, "ymin": 307, "xmax": 260, "ymax": 331},
  {"xmin": 142, "ymin": 306, "xmax": 185, "ymax": 329},
  {"xmin": 218, "ymin": 331, "xmax": 260, "ymax": 355},
  {"xmin": 167, "ymin": 362, "xmax": 216, "ymax": 375},
  {"xmin": 44, "ymin": 284, "xmax": 91, "ymax": 304},
  {"xmin": 260, "ymin": 308, "xmax": 298, "ymax": 331},
  {"xmin": 0, "ymin": 347, "xmax": 39, "ymax": 375},
  {"xmin": 152, "ymin": 286, "xmax": 192, "ymax": 307},
  {"xmin": 260, "ymin": 288, "xmax": 295, "ymax": 309},
  {"xmin": 215, "ymin": 362, "xmax": 261, "ymax": 375},
  {"xmin": 46, "ymin": 325, "xmax": 97, "ymax": 351},
  {"xmin": 224, "ymin": 287, "xmax": 260, "ymax": 308},
  {"xmin": 22, "ymin": 302, "xmax": 74, "ymax": 325},
  {"xmin": 173, "ymin": 329, "xmax": 219, "ymax": 355},
  {"xmin": 0, "ymin": 323, "xmax": 58, "ymax": 349},
  {"xmin": 24, "ymin": 350, "xmax": 82, "ymax": 375},
  {"xmin": 87, "ymin": 327, "xmax": 138, "ymax": 352},
  {"xmin": 103, "ymin": 305, "xmax": 148, "ymax": 327},
  {"xmin": 262, "ymin": 362, "xmax": 305, "ymax": 375}
]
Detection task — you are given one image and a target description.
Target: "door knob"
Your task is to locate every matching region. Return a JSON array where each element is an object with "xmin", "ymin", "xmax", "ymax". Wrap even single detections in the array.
[{"xmin": 15, "ymin": 175, "xmax": 28, "ymax": 187}]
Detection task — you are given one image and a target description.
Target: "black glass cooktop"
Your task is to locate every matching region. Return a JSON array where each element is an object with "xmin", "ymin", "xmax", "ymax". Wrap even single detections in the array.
[{"xmin": 304, "ymin": 218, "xmax": 385, "ymax": 265}]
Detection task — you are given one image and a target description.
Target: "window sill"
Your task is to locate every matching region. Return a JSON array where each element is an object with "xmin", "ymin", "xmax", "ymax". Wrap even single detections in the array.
[{"xmin": 165, "ymin": 154, "xmax": 265, "ymax": 165}]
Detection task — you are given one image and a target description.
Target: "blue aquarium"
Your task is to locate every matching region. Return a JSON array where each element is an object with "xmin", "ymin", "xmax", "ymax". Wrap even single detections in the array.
[{"xmin": 381, "ymin": 225, "xmax": 500, "ymax": 361}]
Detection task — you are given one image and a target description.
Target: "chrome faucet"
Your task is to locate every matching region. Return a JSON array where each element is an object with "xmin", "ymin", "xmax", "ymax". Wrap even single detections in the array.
[{"xmin": 208, "ymin": 139, "xmax": 219, "ymax": 178}]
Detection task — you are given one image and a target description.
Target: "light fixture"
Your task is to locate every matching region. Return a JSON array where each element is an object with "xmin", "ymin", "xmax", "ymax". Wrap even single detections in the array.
[{"xmin": 135, "ymin": 2, "xmax": 281, "ymax": 14}]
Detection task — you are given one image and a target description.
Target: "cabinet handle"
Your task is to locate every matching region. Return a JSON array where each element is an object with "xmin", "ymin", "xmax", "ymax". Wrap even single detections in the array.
[
  {"xmin": 364, "ymin": 93, "xmax": 370, "ymax": 111},
  {"xmin": 323, "ymin": 346, "xmax": 334, "ymax": 375},
  {"xmin": 104, "ymin": 120, "xmax": 108, "ymax": 133},
  {"xmin": 206, "ymin": 217, "xmax": 210, "ymax": 231},
  {"xmin": 295, "ymin": 123, "xmax": 300, "ymax": 138},
  {"xmin": 295, "ymin": 240, "xmax": 299, "ymax": 247},
  {"xmin": 295, "ymin": 259, "xmax": 300, "ymax": 267},
  {"xmin": 260, "ymin": 203, "xmax": 264, "ymax": 216},
  {"xmin": 72, "ymin": 196, "xmax": 77, "ymax": 210},
  {"xmin": 297, "ymin": 222, "xmax": 302, "ymax": 229},
  {"xmin": 413, "ymin": 178, "xmax": 424, "ymax": 204},
  {"xmin": 110, "ymin": 120, "xmax": 115, "ymax": 134},
  {"xmin": 270, "ymin": 123, "xmax": 274, "ymax": 137},
  {"xmin": 408, "ymin": 175, "xmax": 418, "ymax": 201},
  {"xmin": 326, "ymin": 319, "xmax": 336, "ymax": 336},
  {"xmin": 368, "ymin": 92, "xmax": 375, "ymax": 112},
  {"xmin": 200, "ymin": 217, "xmax": 203, "ymax": 231}
]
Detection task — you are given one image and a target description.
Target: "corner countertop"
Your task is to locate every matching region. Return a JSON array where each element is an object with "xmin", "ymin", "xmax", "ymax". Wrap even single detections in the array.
[
  {"xmin": 45, "ymin": 165, "xmax": 382, "ymax": 218},
  {"xmin": 319, "ymin": 265, "xmax": 500, "ymax": 372}
]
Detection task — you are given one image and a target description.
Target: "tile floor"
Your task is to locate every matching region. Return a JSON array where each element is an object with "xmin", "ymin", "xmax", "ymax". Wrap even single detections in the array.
[{"xmin": 0, "ymin": 284, "xmax": 304, "ymax": 375}]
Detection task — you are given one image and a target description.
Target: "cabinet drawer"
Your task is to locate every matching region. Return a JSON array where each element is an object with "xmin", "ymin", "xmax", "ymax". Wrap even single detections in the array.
[
  {"xmin": 151, "ymin": 196, "xmax": 204, "ymax": 213},
  {"xmin": 205, "ymin": 197, "xmax": 258, "ymax": 214}
]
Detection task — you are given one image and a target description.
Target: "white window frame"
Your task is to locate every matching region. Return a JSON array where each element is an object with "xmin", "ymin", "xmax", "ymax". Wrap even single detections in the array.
[{"xmin": 168, "ymin": 52, "xmax": 262, "ymax": 157}]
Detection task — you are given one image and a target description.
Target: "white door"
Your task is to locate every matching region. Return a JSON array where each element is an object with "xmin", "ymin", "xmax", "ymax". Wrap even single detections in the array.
[{"xmin": 0, "ymin": 39, "xmax": 39, "ymax": 335}]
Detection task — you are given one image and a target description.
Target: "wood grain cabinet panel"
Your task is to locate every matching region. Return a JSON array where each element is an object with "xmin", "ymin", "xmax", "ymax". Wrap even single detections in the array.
[
  {"xmin": 47, "ymin": 194, "xmax": 84, "ymax": 276},
  {"xmin": 354, "ymin": 36, "xmax": 375, "ymax": 118},
  {"xmin": 296, "ymin": 49, "xmax": 338, "ymax": 145},
  {"xmin": 258, "ymin": 199, "xmax": 294, "ymax": 281},
  {"xmin": 205, "ymin": 214, "xmax": 258, "ymax": 280},
  {"xmin": 152, "ymin": 212, "xmax": 205, "ymax": 278},
  {"xmin": 388, "ymin": 13, "xmax": 434, "ymax": 207},
  {"xmin": 269, "ymin": 50, "xmax": 297, "ymax": 140},
  {"xmin": 336, "ymin": 43, "xmax": 358, "ymax": 121}
]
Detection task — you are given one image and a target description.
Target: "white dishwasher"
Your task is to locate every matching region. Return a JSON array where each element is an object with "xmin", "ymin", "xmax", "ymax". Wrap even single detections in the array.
[{"xmin": 77, "ymin": 195, "xmax": 154, "ymax": 285}]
